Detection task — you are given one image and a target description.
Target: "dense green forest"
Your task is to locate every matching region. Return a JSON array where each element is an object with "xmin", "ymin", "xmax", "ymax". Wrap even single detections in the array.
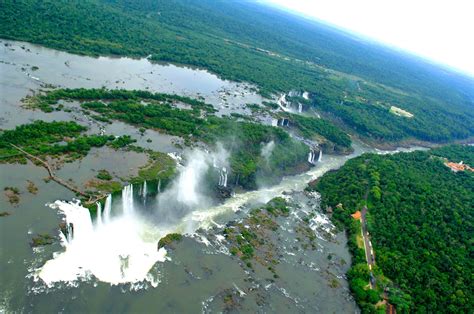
[
  {"xmin": 0, "ymin": 120, "xmax": 135, "ymax": 163},
  {"xmin": 26, "ymin": 88, "xmax": 326, "ymax": 189},
  {"xmin": 1, "ymin": 0, "xmax": 473, "ymax": 144},
  {"xmin": 281, "ymin": 112, "xmax": 352, "ymax": 152},
  {"xmin": 311, "ymin": 145, "xmax": 474, "ymax": 312}
]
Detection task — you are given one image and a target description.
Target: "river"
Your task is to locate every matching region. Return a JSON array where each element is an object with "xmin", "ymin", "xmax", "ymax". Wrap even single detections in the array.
[{"xmin": 0, "ymin": 40, "xmax": 416, "ymax": 312}]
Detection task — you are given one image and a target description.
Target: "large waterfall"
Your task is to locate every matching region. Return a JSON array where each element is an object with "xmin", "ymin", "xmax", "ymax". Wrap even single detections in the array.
[
  {"xmin": 38, "ymin": 187, "xmax": 169, "ymax": 287},
  {"xmin": 36, "ymin": 142, "xmax": 377, "ymax": 288}
]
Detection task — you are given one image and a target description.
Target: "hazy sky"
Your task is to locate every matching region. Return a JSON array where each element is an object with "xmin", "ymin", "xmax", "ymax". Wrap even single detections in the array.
[{"xmin": 267, "ymin": 0, "xmax": 474, "ymax": 77}]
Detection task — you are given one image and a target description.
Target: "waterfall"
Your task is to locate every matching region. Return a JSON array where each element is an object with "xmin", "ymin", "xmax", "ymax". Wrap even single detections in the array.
[
  {"xmin": 318, "ymin": 150, "xmax": 322, "ymax": 162},
  {"xmin": 223, "ymin": 167, "xmax": 228, "ymax": 187},
  {"xmin": 308, "ymin": 150, "xmax": 314, "ymax": 164},
  {"xmin": 122, "ymin": 184, "xmax": 135, "ymax": 216},
  {"xmin": 66, "ymin": 223, "xmax": 74, "ymax": 243},
  {"xmin": 39, "ymin": 197, "xmax": 168, "ymax": 286},
  {"xmin": 142, "ymin": 180, "xmax": 147, "ymax": 205},
  {"xmin": 157, "ymin": 179, "xmax": 161, "ymax": 194},
  {"xmin": 103, "ymin": 194, "xmax": 112, "ymax": 223},
  {"xmin": 218, "ymin": 167, "xmax": 228, "ymax": 188},
  {"xmin": 279, "ymin": 118, "xmax": 290, "ymax": 127},
  {"xmin": 96, "ymin": 202, "xmax": 103, "ymax": 227},
  {"xmin": 39, "ymin": 143, "xmax": 369, "ymax": 287},
  {"xmin": 298, "ymin": 103, "xmax": 303, "ymax": 113}
]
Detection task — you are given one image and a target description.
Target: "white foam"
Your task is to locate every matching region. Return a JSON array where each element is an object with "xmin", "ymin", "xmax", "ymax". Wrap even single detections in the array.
[{"xmin": 38, "ymin": 200, "xmax": 169, "ymax": 286}]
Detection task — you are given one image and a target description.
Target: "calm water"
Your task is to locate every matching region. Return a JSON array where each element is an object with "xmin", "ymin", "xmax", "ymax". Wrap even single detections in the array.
[
  {"xmin": 1, "ymin": 40, "xmax": 362, "ymax": 313},
  {"xmin": 0, "ymin": 39, "xmax": 262, "ymax": 129}
]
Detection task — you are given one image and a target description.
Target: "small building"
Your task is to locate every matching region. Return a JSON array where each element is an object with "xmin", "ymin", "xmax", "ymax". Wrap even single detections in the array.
[
  {"xmin": 444, "ymin": 161, "xmax": 474, "ymax": 172},
  {"xmin": 351, "ymin": 211, "xmax": 361, "ymax": 220}
]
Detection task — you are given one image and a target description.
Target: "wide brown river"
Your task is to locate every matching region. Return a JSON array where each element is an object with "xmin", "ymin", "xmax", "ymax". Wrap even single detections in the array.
[{"xmin": 0, "ymin": 39, "xmax": 427, "ymax": 312}]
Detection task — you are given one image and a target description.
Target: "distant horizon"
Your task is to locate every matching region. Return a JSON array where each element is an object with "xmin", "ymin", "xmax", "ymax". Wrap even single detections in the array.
[{"xmin": 264, "ymin": 0, "xmax": 474, "ymax": 78}]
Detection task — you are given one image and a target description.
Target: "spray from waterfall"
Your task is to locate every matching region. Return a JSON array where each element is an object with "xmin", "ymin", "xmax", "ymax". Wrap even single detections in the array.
[
  {"xmin": 155, "ymin": 145, "xmax": 229, "ymax": 226},
  {"xmin": 261, "ymin": 141, "xmax": 275, "ymax": 163}
]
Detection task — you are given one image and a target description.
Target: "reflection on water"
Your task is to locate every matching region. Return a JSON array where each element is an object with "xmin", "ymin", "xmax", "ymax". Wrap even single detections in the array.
[{"xmin": 0, "ymin": 39, "xmax": 263, "ymax": 129}]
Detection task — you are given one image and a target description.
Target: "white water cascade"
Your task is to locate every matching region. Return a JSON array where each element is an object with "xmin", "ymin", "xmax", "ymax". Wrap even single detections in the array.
[
  {"xmin": 38, "ymin": 188, "xmax": 169, "ymax": 286},
  {"xmin": 35, "ymin": 142, "xmax": 394, "ymax": 288},
  {"xmin": 142, "ymin": 181, "xmax": 147, "ymax": 197},
  {"xmin": 308, "ymin": 150, "xmax": 314, "ymax": 164},
  {"xmin": 308, "ymin": 149, "xmax": 316, "ymax": 164},
  {"xmin": 122, "ymin": 184, "xmax": 135, "ymax": 216},
  {"xmin": 308, "ymin": 148, "xmax": 322, "ymax": 164},
  {"xmin": 142, "ymin": 180, "xmax": 147, "ymax": 205},
  {"xmin": 103, "ymin": 194, "xmax": 112, "ymax": 223},
  {"xmin": 96, "ymin": 202, "xmax": 103, "ymax": 227},
  {"xmin": 218, "ymin": 167, "xmax": 228, "ymax": 188},
  {"xmin": 298, "ymin": 102, "xmax": 303, "ymax": 113},
  {"xmin": 157, "ymin": 179, "xmax": 161, "ymax": 194}
]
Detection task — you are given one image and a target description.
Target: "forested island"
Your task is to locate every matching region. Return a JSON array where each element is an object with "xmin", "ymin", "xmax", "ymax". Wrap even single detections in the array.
[{"xmin": 311, "ymin": 145, "xmax": 474, "ymax": 312}]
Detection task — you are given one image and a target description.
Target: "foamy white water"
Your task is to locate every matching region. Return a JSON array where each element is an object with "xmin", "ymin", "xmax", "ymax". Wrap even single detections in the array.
[
  {"xmin": 38, "ymin": 199, "xmax": 169, "ymax": 286},
  {"xmin": 38, "ymin": 142, "xmax": 374, "ymax": 287}
]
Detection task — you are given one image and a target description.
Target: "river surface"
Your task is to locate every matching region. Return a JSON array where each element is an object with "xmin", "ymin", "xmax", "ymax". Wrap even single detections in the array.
[
  {"xmin": 0, "ymin": 39, "xmax": 262, "ymax": 130},
  {"xmin": 0, "ymin": 40, "xmax": 415, "ymax": 313}
]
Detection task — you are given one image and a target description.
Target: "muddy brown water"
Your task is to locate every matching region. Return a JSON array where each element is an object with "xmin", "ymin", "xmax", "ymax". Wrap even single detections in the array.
[{"xmin": 0, "ymin": 40, "xmax": 362, "ymax": 312}]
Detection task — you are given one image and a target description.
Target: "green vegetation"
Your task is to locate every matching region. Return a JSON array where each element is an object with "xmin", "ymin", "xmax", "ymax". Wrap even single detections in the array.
[
  {"xmin": 26, "ymin": 180, "xmax": 38, "ymax": 194},
  {"xmin": 31, "ymin": 233, "xmax": 55, "ymax": 247},
  {"xmin": 0, "ymin": 120, "xmax": 135, "ymax": 163},
  {"xmin": 0, "ymin": 212, "xmax": 11, "ymax": 217},
  {"xmin": 96, "ymin": 169, "xmax": 112, "ymax": 181},
  {"xmin": 4, "ymin": 186, "xmax": 20, "ymax": 205},
  {"xmin": 135, "ymin": 152, "xmax": 176, "ymax": 182},
  {"xmin": 88, "ymin": 180, "xmax": 122, "ymax": 194},
  {"xmin": 224, "ymin": 197, "xmax": 319, "ymax": 279},
  {"xmin": 312, "ymin": 145, "xmax": 474, "ymax": 312},
  {"xmin": 264, "ymin": 197, "xmax": 290, "ymax": 217},
  {"xmin": 24, "ymin": 88, "xmax": 215, "ymax": 114},
  {"xmin": 27, "ymin": 88, "xmax": 314, "ymax": 190},
  {"xmin": 225, "ymin": 197, "xmax": 292, "ymax": 277},
  {"xmin": 2, "ymin": 0, "xmax": 473, "ymax": 145},
  {"xmin": 157, "ymin": 233, "xmax": 183, "ymax": 249},
  {"xmin": 281, "ymin": 112, "xmax": 352, "ymax": 152}
]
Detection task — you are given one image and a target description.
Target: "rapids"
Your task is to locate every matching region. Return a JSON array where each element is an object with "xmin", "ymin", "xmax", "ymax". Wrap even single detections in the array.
[{"xmin": 37, "ymin": 142, "xmax": 369, "ymax": 286}]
